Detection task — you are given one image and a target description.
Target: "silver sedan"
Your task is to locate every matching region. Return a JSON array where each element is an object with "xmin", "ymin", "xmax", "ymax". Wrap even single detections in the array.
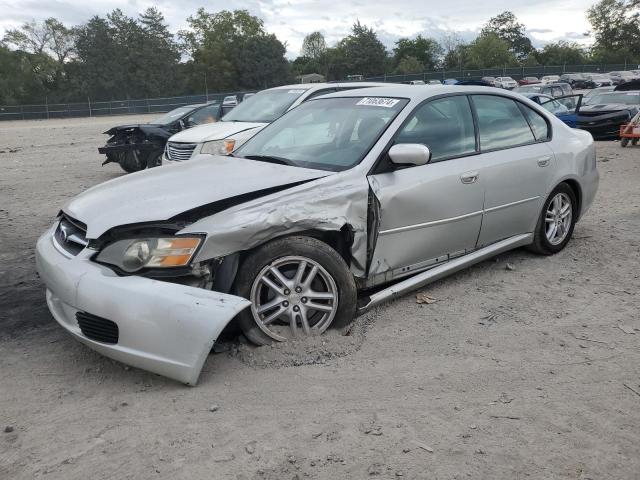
[{"xmin": 36, "ymin": 86, "xmax": 599, "ymax": 383}]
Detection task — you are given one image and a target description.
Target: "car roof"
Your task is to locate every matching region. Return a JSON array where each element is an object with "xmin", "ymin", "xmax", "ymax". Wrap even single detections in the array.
[
  {"xmin": 266, "ymin": 82, "xmax": 389, "ymax": 92},
  {"xmin": 316, "ymin": 84, "xmax": 528, "ymax": 102}
]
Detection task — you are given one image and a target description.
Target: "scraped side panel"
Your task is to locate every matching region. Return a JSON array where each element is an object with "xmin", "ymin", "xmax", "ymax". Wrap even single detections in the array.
[{"xmin": 181, "ymin": 173, "xmax": 372, "ymax": 277}]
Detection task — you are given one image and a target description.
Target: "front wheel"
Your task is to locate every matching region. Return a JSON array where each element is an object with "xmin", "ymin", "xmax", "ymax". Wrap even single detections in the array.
[
  {"xmin": 529, "ymin": 183, "xmax": 577, "ymax": 255},
  {"xmin": 233, "ymin": 236, "xmax": 357, "ymax": 345}
]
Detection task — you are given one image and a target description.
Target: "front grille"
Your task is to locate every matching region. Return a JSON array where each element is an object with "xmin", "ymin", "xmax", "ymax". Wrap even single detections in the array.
[
  {"xmin": 166, "ymin": 142, "xmax": 197, "ymax": 161},
  {"xmin": 54, "ymin": 215, "xmax": 88, "ymax": 256},
  {"xmin": 76, "ymin": 312, "xmax": 119, "ymax": 344}
]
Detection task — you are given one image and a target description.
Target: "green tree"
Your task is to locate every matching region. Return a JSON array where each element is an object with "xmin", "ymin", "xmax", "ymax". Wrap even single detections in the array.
[
  {"xmin": 394, "ymin": 55, "xmax": 424, "ymax": 74},
  {"xmin": 393, "ymin": 35, "xmax": 442, "ymax": 70},
  {"xmin": 466, "ymin": 32, "xmax": 518, "ymax": 68},
  {"xmin": 337, "ymin": 21, "xmax": 388, "ymax": 77},
  {"xmin": 301, "ymin": 31, "xmax": 326, "ymax": 61},
  {"xmin": 587, "ymin": 0, "xmax": 640, "ymax": 63},
  {"xmin": 481, "ymin": 11, "xmax": 534, "ymax": 61},
  {"xmin": 537, "ymin": 41, "xmax": 587, "ymax": 65},
  {"xmin": 180, "ymin": 9, "xmax": 291, "ymax": 91}
]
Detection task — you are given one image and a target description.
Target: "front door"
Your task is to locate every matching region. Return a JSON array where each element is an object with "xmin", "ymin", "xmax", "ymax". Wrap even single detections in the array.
[{"xmin": 367, "ymin": 95, "xmax": 484, "ymax": 283}]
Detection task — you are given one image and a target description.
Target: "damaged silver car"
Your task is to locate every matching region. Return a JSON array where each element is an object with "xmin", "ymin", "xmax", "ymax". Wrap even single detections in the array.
[{"xmin": 36, "ymin": 86, "xmax": 599, "ymax": 384}]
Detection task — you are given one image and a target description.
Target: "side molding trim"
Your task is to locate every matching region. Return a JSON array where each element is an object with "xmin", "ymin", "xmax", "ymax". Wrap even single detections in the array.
[{"xmin": 357, "ymin": 233, "xmax": 533, "ymax": 314}]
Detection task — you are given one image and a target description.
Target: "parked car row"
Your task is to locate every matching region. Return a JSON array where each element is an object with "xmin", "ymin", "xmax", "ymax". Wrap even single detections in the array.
[{"xmin": 42, "ymin": 84, "xmax": 599, "ymax": 384}]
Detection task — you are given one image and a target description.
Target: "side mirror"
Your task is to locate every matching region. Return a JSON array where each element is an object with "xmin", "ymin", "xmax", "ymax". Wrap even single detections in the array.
[{"xmin": 388, "ymin": 143, "xmax": 431, "ymax": 166}]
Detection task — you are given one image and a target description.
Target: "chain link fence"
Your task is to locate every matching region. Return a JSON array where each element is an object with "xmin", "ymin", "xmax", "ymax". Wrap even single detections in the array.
[
  {"xmin": 362, "ymin": 63, "xmax": 636, "ymax": 83},
  {"xmin": 0, "ymin": 91, "xmax": 254, "ymax": 122},
  {"xmin": 1, "ymin": 63, "xmax": 637, "ymax": 121}
]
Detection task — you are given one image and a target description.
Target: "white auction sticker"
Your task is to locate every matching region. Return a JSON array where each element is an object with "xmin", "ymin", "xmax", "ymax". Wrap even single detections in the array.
[
  {"xmin": 356, "ymin": 97, "xmax": 400, "ymax": 107},
  {"xmin": 288, "ymin": 89, "xmax": 306, "ymax": 94}
]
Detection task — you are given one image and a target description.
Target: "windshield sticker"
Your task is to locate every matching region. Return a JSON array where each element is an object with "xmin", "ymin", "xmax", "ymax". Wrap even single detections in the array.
[
  {"xmin": 356, "ymin": 97, "xmax": 400, "ymax": 108},
  {"xmin": 287, "ymin": 89, "xmax": 306, "ymax": 94}
]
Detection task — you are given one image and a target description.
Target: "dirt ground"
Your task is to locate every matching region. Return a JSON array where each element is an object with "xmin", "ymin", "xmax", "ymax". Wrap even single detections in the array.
[{"xmin": 1, "ymin": 115, "xmax": 639, "ymax": 480}]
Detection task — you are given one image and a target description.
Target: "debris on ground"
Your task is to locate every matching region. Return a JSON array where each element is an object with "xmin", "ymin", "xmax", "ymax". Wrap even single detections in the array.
[
  {"xmin": 413, "ymin": 441, "xmax": 434, "ymax": 452},
  {"xmin": 617, "ymin": 325, "xmax": 636, "ymax": 335},
  {"xmin": 209, "ymin": 404, "xmax": 220, "ymax": 412},
  {"xmin": 623, "ymin": 383, "xmax": 640, "ymax": 398},
  {"xmin": 416, "ymin": 293, "xmax": 437, "ymax": 304},
  {"xmin": 505, "ymin": 263, "xmax": 516, "ymax": 271},
  {"xmin": 4, "ymin": 426, "xmax": 14, "ymax": 433}
]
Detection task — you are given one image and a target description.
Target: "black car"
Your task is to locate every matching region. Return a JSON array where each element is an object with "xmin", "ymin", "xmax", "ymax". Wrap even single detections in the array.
[
  {"xmin": 99, "ymin": 102, "xmax": 224, "ymax": 173},
  {"xmin": 559, "ymin": 73, "xmax": 594, "ymax": 89},
  {"xmin": 577, "ymin": 91, "xmax": 640, "ymax": 139}
]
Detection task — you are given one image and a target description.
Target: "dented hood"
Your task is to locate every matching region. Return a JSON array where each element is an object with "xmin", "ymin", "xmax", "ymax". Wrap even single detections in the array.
[
  {"xmin": 64, "ymin": 155, "xmax": 330, "ymax": 239},
  {"xmin": 168, "ymin": 121, "xmax": 266, "ymax": 143}
]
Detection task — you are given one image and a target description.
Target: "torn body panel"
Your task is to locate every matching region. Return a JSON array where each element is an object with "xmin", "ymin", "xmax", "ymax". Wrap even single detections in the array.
[
  {"xmin": 180, "ymin": 171, "xmax": 372, "ymax": 278},
  {"xmin": 64, "ymin": 155, "xmax": 331, "ymax": 240},
  {"xmin": 36, "ymin": 224, "xmax": 250, "ymax": 385}
]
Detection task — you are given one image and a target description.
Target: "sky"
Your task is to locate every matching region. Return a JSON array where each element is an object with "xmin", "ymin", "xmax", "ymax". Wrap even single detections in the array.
[{"xmin": 0, "ymin": 0, "xmax": 596, "ymax": 58}]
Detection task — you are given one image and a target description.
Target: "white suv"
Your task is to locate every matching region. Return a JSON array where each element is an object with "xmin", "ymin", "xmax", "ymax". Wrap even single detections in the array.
[
  {"xmin": 494, "ymin": 77, "xmax": 518, "ymax": 89},
  {"xmin": 163, "ymin": 82, "xmax": 388, "ymax": 164}
]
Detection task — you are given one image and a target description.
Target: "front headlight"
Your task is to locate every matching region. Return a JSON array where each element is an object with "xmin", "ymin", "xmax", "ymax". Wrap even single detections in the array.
[
  {"xmin": 95, "ymin": 237, "xmax": 202, "ymax": 273},
  {"xmin": 200, "ymin": 139, "xmax": 236, "ymax": 155}
]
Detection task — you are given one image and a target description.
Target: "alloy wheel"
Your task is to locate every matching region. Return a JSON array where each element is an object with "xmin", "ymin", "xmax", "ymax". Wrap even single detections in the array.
[
  {"xmin": 249, "ymin": 256, "xmax": 339, "ymax": 342},
  {"xmin": 545, "ymin": 192, "xmax": 572, "ymax": 245}
]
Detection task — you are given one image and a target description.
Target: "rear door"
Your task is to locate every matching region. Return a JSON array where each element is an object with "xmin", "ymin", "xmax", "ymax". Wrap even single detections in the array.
[{"xmin": 470, "ymin": 94, "xmax": 557, "ymax": 247}]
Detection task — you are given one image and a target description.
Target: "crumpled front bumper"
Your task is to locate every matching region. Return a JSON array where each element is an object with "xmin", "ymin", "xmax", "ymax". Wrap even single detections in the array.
[{"xmin": 35, "ymin": 225, "xmax": 251, "ymax": 385}]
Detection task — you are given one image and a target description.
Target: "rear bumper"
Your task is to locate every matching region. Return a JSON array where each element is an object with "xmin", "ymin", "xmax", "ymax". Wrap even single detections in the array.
[{"xmin": 36, "ymin": 225, "xmax": 250, "ymax": 384}]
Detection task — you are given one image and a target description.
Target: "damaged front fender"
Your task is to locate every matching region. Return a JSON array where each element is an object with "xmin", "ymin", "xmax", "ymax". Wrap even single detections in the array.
[{"xmin": 180, "ymin": 172, "xmax": 372, "ymax": 277}]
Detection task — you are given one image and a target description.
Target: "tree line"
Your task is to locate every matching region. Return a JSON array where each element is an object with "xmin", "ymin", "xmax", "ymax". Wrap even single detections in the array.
[{"xmin": 1, "ymin": 0, "xmax": 638, "ymax": 106}]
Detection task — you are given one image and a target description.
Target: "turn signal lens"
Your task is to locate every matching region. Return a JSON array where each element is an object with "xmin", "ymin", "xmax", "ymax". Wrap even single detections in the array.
[{"xmin": 145, "ymin": 237, "xmax": 201, "ymax": 268}]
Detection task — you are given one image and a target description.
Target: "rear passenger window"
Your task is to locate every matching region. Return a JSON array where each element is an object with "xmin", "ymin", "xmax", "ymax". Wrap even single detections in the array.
[
  {"xmin": 472, "ymin": 95, "xmax": 536, "ymax": 150},
  {"xmin": 519, "ymin": 105, "xmax": 549, "ymax": 141},
  {"xmin": 395, "ymin": 95, "xmax": 476, "ymax": 161}
]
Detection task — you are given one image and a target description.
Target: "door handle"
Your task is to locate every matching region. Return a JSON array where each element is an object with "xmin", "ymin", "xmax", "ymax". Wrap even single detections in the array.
[
  {"xmin": 537, "ymin": 156, "xmax": 552, "ymax": 167},
  {"xmin": 460, "ymin": 171, "xmax": 479, "ymax": 184}
]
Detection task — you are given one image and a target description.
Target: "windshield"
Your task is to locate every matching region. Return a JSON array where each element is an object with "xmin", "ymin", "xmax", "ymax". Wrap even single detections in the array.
[
  {"xmin": 588, "ymin": 92, "xmax": 640, "ymax": 105},
  {"xmin": 152, "ymin": 106, "xmax": 195, "ymax": 125},
  {"xmin": 235, "ymin": 96, "xmax": 408, "ymax": 172},
  {"xmin": 223, "ymin": 88, "xmax": 310, "ymax": 123}
]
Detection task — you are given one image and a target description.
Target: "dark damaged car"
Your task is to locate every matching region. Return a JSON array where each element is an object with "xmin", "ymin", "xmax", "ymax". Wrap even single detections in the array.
[
  {"xmin": 577, "ymin": 91, "xmax": 640, "ymax": 139},
  {"xmin": 99, "ymin": 103, "xmax": 224, "ymax": 173}
]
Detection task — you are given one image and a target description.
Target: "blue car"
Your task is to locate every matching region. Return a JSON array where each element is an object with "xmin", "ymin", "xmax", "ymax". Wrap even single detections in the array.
[{"xmin": 520, "ymin": 92, "xmax": 583, "ymax": 128}]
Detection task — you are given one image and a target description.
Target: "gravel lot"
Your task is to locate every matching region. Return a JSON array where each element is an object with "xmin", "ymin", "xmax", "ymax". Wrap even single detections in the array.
[{"xmin": 1, "ymin": 115, "xmax": 639, "ymax": 480}]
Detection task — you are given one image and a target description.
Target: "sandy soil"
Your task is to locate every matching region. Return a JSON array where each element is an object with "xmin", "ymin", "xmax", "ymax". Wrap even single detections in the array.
[{"xmin": 1, "ymin": 115, "xmax": 639, "ymax": 480}]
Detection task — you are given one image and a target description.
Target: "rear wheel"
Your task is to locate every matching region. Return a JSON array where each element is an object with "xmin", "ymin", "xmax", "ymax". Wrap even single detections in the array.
[
  {"xmin": 233, "ymin": 236, "xmax": 357, "ymax": 345},
  {"xmin": 529, "ymin": 183, "xmax": 577, "ymax": 255},
  {"xmin": 621, "ymin": 137, "xmax": 630, "ymax": 147}
]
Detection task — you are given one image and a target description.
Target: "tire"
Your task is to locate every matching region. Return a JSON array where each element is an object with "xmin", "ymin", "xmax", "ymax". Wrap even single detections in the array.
[
  {"xmin": 529, "ymin": 183, "xmax": 577, "ymax": 255},
  {"xmin": 233, "ymin": 236, "xmax": 357, "ymax": 345},
  {"xmin": 145, "ymin": 149, "xmax": 164, "ymax": 169},
  {"xmin": 621, "ymin": 137, "xmax": 630, "ymax": 147},
  {"xmin": 118, "ymin": 151, "xmax": 146, "ymax": 173},
  {"xmin": 632, "ymin": 138, "xmax": 639, "ymax": 146}
]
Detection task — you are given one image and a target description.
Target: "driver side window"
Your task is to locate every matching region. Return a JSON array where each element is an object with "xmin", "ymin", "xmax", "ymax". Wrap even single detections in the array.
[
  {"xmin": 395, "ymin": 95, "xmax": 476, "ymax": 161},
  {"xmin": 187, "ymin": 104, "xmax": 222, "ymax": 125}
]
